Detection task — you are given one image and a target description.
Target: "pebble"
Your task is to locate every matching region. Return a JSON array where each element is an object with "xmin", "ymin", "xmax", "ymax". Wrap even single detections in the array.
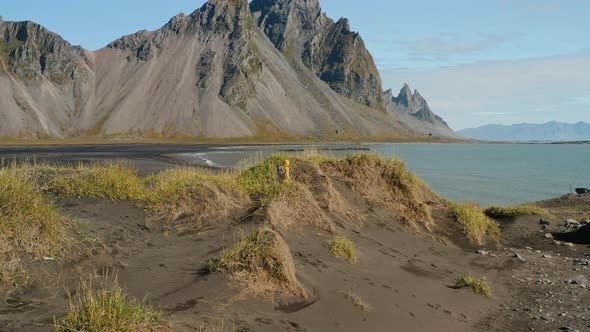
[
  {"xmin": 553, "ymin": 240, "xmax": 575, "ymax": 248},
  {"xmin": 514, "ymin": 253, "xmax": 526, "ymax": 262},
  {"xmin": 567, "ymin": 275, "xmax": 589, "ymax": 287},
  {"xmin": 559, "ymin": 327, "xmax": 580, "ymax": 332},
  {"xmin": 545, "ymin": 233, "xmax": 554, "ymax": 239},
  {"xmin": 565, "ymin": 219, "xmax": 582, "ymax": 228}
]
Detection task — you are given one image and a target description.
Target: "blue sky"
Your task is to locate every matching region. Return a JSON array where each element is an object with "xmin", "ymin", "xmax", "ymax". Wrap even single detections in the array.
[{"xmin": 2, "ymin": 0, "xmax": 589, "ymax": 130}]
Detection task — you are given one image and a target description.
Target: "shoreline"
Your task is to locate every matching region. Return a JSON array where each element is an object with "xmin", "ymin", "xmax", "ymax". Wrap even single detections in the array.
[{"xmin": 1, "ymin": 143, "xmax": 585, "ymax": 205}]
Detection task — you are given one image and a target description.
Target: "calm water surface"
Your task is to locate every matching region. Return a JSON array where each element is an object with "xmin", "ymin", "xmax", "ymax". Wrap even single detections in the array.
[{"xmin": 176, "ymin": 144, "xmax": 590, "ymax": 206}]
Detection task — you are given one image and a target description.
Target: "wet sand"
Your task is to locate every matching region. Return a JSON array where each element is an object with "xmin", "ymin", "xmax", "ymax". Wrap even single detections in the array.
[{"xmin": 0, "ymin": 144, "xmax": 233, "ymax": 172}]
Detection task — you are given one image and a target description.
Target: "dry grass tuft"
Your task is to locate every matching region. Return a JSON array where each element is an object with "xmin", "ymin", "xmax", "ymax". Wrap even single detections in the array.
[
  {"xmin": 321, "ymin": 154, "xmax": 441, "ymax": 231},
  {"xmin": 0, "ymin": 166, "xmax": 79, "ymax": 289},
  {"xmin": 142, "ymin": 167, "xmax": 250, "ymax": 230},
  {"xmin": 196, "ymin": 319, "xmax": 235, "ymax": 332},
  {"xmin": 206, "ymin": 226, "xmax": 306, "ymax": 299},
  {"xmin": 54, "ymin": 275, "xmax": 168, "ymax": 331},
  {"xmin": 47, "ymin": 162, "xmax": 145, "ymax": 200},
  {"xmin": 300, "ymin": 147, "xmax": 336, "ymax": 163},
  {"xmin": 290, "ymin": 158, "xmax": 361, "ymax": 223},
  {"xmin": 454, "ymin": 275, "xmax": 492, "ymax": 297},
  {"xmin": 483, "ymin": 204, "xmax": 553, "ymax": 219},
  {"xmin": 267, "ymin": 184, "xmax": 335, "ymax": 233},
  {"xmin": 325, "ymin": 235, "xmax": 357, "ymax": 264},
  {"xmin": 342, "ymin": 291, "xmax": 372, "ymax": 311},
  {"xmin": 450, "ymin": 202, "xmax": 501, "ymax": 245}
]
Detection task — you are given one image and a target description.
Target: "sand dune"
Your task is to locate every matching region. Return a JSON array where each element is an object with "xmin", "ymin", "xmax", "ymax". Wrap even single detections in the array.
[{"xmin": 1, "ymin": 153, "xmax": 587, "ymax": 331}]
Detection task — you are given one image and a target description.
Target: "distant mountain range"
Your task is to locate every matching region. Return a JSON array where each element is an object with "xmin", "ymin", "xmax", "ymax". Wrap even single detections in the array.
[
  {"xmin": 458, "ymin": 121, "xmax": 590, "ymax": 141},
  {"xmin": 0, "ymin": 0, "xmax": 454, "ymax": 141}
]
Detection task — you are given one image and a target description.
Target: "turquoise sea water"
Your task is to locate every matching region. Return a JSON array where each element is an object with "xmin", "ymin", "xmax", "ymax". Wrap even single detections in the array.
[{"xmin": 177, "ymin": 144, "xmax": 590, "ymax": 206}]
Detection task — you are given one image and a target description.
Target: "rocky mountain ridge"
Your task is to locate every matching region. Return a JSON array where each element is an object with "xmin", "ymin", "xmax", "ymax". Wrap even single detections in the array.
[
  {"xmin": 384, "ymin": 84, "xmax": 457, "ymax": 138},
  {"xmin": 0, "ymin": 0, "xmax": 454, "ymax": 140},
  {"xmin": 251, "ymin": 0, "xmax": 385, "ymax": 110}
]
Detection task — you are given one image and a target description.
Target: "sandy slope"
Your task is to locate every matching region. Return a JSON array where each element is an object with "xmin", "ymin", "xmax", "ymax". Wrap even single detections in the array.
[
  {"xmin": 2, "ymin": 156, "xmax": 587, "ymax": 331},
  {"xmin": 2, "ymin": 198, "xmax": 510, "ymax": 332}
]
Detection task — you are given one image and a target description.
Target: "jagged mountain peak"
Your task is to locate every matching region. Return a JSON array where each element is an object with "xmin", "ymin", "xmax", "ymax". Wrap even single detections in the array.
[
  {"xmin": 108, "ymin": 0, "xmax": 255, "ymax": 61},
  {"xmin": 252, "ymin": 0, "xmax": 385, "ymax": 110},
  {"xmin": 250, "ymin": 0, "xmax": 326, "ymax": 51},
  {"xmin": 0, "ymin": 19, "xmax": 89, "ymax": 82},
  {"xmin": 385, "ymin": 83, "xmax": 454, "ymax": 137},
  {"xmin": 335, "ymin": 17, "xmax": 351, "ymax": 31},
  {"xmin": 396, "ymin": 83, "xmax": 414, "ymax": 105}
]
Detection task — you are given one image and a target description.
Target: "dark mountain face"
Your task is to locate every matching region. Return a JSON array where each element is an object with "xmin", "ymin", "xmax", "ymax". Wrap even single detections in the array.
[
  {"xmin": 0, "ymin": 20, "xmax": 89, "ymax": 83},
  {"xmin": 250, "ymin": 0, "xmax": 386, "ymax": 111},
  {"xmin": 250, "ymin": 0, "xmax": 327, "ymax": 52}
]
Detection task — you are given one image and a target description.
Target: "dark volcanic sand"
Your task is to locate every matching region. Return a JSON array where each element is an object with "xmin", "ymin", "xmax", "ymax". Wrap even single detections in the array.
[
  {"xmin": 2, "ymin": 195, "xmax": 514, "ymax": 332},
  {"xmin": 0, "ymin": 148, "xmax": 589, "ymax": 331},
  {"xmin": 0, "ymin": 144, "xmax": 230, "ymax": 172}
]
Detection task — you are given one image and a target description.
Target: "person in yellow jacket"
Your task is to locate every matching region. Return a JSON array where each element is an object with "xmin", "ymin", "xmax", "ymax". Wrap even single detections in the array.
[{"xmin": 277, "ymin": 159, "xmax": 290, "ymax": 183}]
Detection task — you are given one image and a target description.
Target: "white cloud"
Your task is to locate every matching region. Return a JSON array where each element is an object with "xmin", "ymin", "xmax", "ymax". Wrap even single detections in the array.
[{"xmin": 380, "ymin": 53, "xmax": 590, "ymax": 130}]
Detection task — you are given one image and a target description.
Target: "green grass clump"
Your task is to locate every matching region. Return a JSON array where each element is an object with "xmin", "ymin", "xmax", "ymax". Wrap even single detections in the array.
[
  {"xmin": 0, "ymin": 167, "xmax": 78, "ymax": 288},
  {"xmin": 237, "ymin": 155, "xmax": 293, "ymax": 206},
  {"xmin": 454, "ymin": 275, "xmax": 492, "ymax": 297},
  {"xmin": 54, "ymin": 277, "xmax": 167, "ymax": 332},
  {"xmin": 206, "ymin": 226, "xmax": 305, "ymax": 298},
  {"xmin": 47, "ymin": 163, "xmax": 145, "ymax": 200},
  {"xmin": 325, "ymin": 235, "xmax": 357, "ymax": 264},
  {"xmin": 141, "ymin": 167, "xmax": 248, "ymax": 227},
  {"xmin": 483, "ymin": 204, "xmax": 553, "ymax": 219},
  {"xmin": 450, "ymin": 202, "xmax": 500, "ymax": 245}
]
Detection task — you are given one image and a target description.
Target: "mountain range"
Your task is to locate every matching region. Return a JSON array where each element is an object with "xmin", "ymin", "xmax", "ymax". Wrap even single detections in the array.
[
  {"xmin": 0, "ymin": 0, "xmax": 455, "ymax": 140},
  {"xmin": 458, "ymin": 121, "xmax": 590, "ymax": 141}
]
